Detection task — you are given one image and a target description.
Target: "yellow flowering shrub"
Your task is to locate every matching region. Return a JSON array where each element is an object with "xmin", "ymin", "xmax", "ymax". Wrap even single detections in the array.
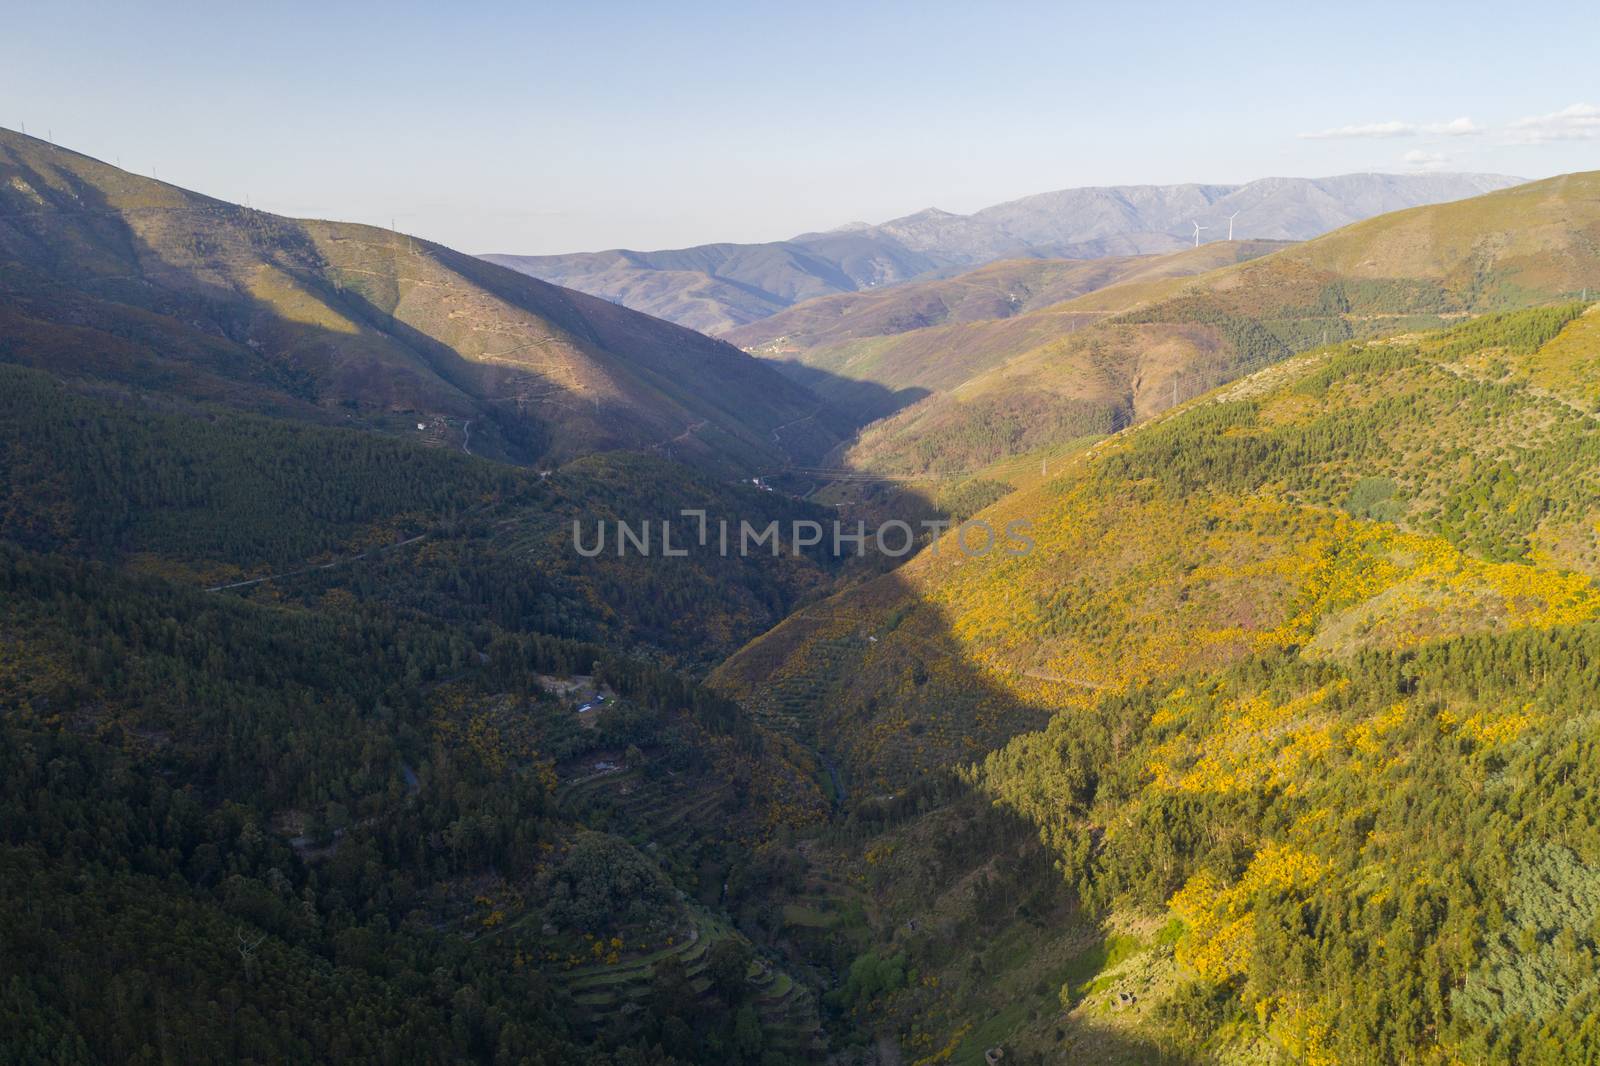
[{"xmin": 1170, "ymin": 843, "xmax": 1328, "ymax": 983}]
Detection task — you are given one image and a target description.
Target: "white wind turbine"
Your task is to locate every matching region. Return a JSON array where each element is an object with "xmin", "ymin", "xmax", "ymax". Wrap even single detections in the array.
[
  {"xmin": 1191, "ymin": 220, "xmax": 1208, "ymax": 248},
  {"xmin": 1226, "ymin": 211, "xmax": 1241, "ymax": 241}
]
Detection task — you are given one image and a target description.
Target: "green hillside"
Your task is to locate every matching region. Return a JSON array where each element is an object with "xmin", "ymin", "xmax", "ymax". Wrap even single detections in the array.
[
  {"xmin": 0, "ymin": 363, "xmax": 848, "ymax": 667},
  {"xmin": 0, "ymin": 345, "xmax": 856, "ymax": 1061},
  {"xmin": 720, "ymin": 301, "xmax": 1600, "ymax": 776},
  {"xmin": 710, "ymin": 303, "xmax": 1600, "ymax": 1062},
  {"xmin": 0, "ymin": 539, "xmax": 833, "ymax": 1064},
  {"xmin": 0, "ymin": 128, "xmax": 847, "ymax": 474}
]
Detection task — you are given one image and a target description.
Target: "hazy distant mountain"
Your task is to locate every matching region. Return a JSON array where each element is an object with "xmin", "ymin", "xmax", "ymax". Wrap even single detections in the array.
[
  {"xmin": 483, "ymin": 235, "xmax": 944, "ymax": 334},
  {"xmin": 864, "ymin": 173, "xmax": 1524, "ymax": 260},
  {"xmin": 485, "ymin": 173, "xmax": 1523, "ymax": 333}
]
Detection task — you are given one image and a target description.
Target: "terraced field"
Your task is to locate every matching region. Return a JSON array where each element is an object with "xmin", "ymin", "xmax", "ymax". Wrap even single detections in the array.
[
  {"xmin": 550, "ymin": 756, "xmax": 828, "ymax": 1054},
  {"xmin": 554, "ymin": 758, "xmax": 737, "ymax": 871},
  {"xmin": 549, "ymin": 901, "xmax": 826, "ymax": 1050}
]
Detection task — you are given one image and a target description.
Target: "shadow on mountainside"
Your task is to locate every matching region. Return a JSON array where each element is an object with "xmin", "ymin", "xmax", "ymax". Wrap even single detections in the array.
[
  {"xmin": 765, "ymin": 357, "xmax": 933, "ymax": 427},
  {"xmin": 696, "ymin": 485, "xmax": 1234, "ymax": 1060},
  {"xmin": 793, "ymin": 756, "xmax": 1212, "ymax": 1065}
]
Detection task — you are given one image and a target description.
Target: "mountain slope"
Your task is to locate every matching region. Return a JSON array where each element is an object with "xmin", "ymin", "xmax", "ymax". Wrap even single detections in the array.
[
  {"xmin": 0, "ymin": 350, "xmax": 840, "ymax": 1060},
  {"xmin": 711, "ymin": 302, "xmax": 1600, "ymax": 1062},
  {"xmin": 839, "ymin": 170, "xmax": 1600, "ymax": 475},
  {"xmin": 728, "ymin": 240, "xmax": 1292, "ymax": 353},
  {"xmin": 0, "ymin": 127, "xmax": 844, "ymax": 473},
  {"xmin": 0, "ymin": 361, "xmax": 850, "ymax": 668},
  {"xmin": 729, "ymin": 240, "xmax": 1288, "ymax": 423},
  {"xmin": 0, "ymin": 532, "xmax": 831, "ymax": 1063},
  {"xmin": 717, "ymin": 302, "xmax": 1600, "ymax": 780},
  {"xmin": 482, "ymin": 234, "xmax": 945, "ymax": 334},
  {"xmin": 486, "ymin": 173, "xmax": 1521, "ymax": 335}
]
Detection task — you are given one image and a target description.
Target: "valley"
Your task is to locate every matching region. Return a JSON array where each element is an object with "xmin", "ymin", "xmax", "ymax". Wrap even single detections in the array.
[{"xmin": 5, "ymin": 112, "xmax": 1600, "ymax": 1066}]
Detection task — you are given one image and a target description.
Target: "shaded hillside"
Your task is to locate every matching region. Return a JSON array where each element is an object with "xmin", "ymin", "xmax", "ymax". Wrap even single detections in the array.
[
  {"xmin": 840, "ymin": 171, "xmax": 1600, "ymax": 475},
  {"xmin": 0, "ymin": 363, "xmax": 845, "ymax": 667},
  {"xmin": 0, "ymin": 128, "xmax": 844, "ymax": 474},
  {"xmin": 0, "ymin": 538, "xmax": 830, "ymax": 1064},
  {"xmin": 0, "ymin": 345, "xmax": 842, "ymax": 1060},
  {"xmin": 487, "ymin": 173, "xmax": 1519, "ymax": 335}
]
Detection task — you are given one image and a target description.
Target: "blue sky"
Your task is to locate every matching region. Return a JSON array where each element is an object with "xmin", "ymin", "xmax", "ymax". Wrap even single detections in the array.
[{"xmin": 4, "ymin": 0, "xmax": 1597, "ymax": 253}]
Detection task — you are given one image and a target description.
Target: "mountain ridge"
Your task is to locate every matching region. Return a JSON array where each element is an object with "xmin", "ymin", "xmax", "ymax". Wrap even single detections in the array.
[
  {"xmin": 729, "ymin": 240, "xmax": 1291, "ymax": 423},
  {"xmin": 485, "ymin": 172, "xmax": 1523, "ymax": 333},
  {"xmin": 0, "ymin": 127, "xmax": 847, "ymax": 475},
  {"xmin": 831, "ymin": 169, "xmax": 1600, "ymax": 476}
]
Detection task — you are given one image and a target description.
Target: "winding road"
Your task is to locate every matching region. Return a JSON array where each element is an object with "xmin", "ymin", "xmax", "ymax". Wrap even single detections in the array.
[{"xmin": 204, "ymin": 533, "xmax": 429, "ymax": 593}]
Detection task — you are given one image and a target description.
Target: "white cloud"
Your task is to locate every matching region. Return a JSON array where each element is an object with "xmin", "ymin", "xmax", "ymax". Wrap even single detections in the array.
[
  {"xmin": 1300, "ymin": 120, "xmax": 1417, "ymax": 140},
  {"xmin": 1422, "ymin": 117, "xmax": 1483, "ymax": 137},
  {"xmin": 1300, "ymin": 103, "xmax": 1599, "ymax": 154},
  {"xmin": 1299, "ymin": 116, "xmax": 1482, "ymax": 141},
  {"xmin": 1506, "ymin": 103, "xmax": 1600, "ymax": 144},
  {"xmin": 1401, "ymin": 149, "xmax": 1451, "ymax": 171}
]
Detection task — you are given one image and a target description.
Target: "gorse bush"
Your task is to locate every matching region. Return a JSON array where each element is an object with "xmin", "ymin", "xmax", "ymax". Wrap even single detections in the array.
[{"xmin": 1422, "ymin": 301, "xmax": 1587, "ymax": 361}]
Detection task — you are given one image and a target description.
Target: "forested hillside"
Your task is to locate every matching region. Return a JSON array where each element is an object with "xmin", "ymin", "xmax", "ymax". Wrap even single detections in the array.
[
  {"xmin": 0, "ymin": 363, "xmax": 847, "ymax": 666},
  {"xmin": 0, "ymin": 542, "xmax": 834, "ymax": 1064},
  {"xmin": 711, "ymin": 303, "xmax": 1600, "ymax": 1063},
  {"xmin": 12, "ymin": 280, "xmax": 1600, "ymax": 1066},
  {"xmin": 15, "ymin": 4, "xmax": 1600, "ymax": 1063},
  {"xmin": 0, "ymin": 351, "xmax": 851, "ymax": 1062},
  {"xmin": 7, "ymin": 117, "xmax": 1600, "ymax": 1066}
]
